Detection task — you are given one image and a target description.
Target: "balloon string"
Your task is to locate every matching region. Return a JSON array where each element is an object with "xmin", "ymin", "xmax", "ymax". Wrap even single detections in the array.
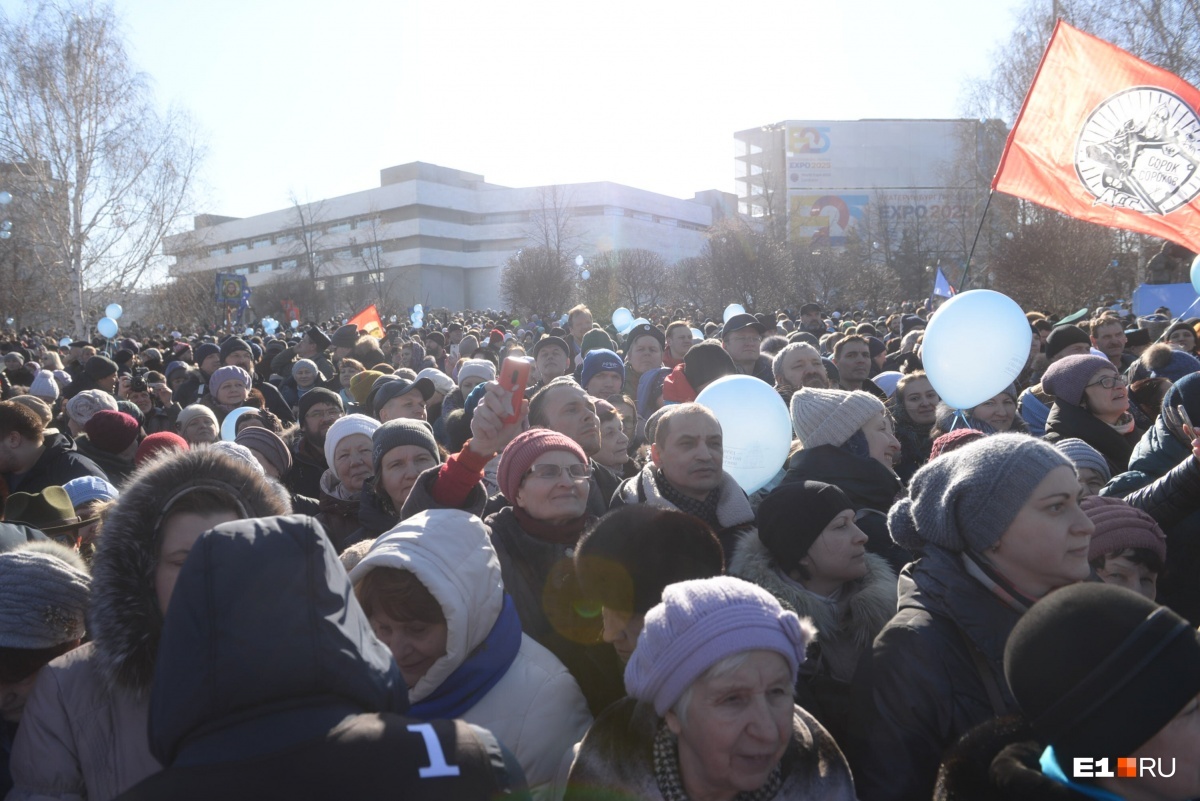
[{"xmin": 949, "ymin": 410, "xmax": 969, "ymax": 431}]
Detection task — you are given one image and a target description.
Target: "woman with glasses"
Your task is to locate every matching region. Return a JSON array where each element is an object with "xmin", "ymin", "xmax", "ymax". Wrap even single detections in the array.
[{"xmin": 1041, "ymin": 354, "xmax": 1142, "ymax": 475}]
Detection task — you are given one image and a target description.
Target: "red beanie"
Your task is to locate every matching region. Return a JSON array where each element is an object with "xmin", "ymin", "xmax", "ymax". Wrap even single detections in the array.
[
  {"xmin": 84, "ymin": 410, "xmax": 140, "ymax": 455},
  {"xmin": 135, "ymin": 431, "xmax": 189, "ymax": 467},
  {"xmin": 497, "ymin": 428, "xmax": 588, "ymax": 503},
  {"xmin": 929, "ymin": 428, "xmax": 985, "ymax": 460}
]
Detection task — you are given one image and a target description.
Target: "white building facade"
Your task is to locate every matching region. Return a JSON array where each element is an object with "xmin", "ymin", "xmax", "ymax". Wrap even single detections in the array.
[{"xmin": 164, "ymin": 162, "xmax": 728, "ymax": 313}]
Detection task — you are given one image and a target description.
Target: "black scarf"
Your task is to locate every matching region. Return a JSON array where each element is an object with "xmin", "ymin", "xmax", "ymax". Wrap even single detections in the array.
[{"xmin": 654, "ymin": 469, "xmax": 722, "ymax": 530}]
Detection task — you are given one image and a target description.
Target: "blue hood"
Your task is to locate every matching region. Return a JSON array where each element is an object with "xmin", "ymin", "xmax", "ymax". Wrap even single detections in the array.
[{"xmin": 148, "ymin": 515, "xmax": 408, "ymax": 766}]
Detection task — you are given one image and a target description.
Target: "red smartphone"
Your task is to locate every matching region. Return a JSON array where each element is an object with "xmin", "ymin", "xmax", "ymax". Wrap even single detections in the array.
[{"xmin": 498, "ymin": 356, "xmax": 533, "ymax": 424}]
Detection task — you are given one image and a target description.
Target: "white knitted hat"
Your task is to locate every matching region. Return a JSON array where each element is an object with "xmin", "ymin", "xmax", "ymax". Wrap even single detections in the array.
[
  {"xmin": 324, "ymin": 413, "xmax": 381, "ymax": 468},
  {"xmin": 789, "ymin": 388, "xmax": 885, "ymax": 448}
]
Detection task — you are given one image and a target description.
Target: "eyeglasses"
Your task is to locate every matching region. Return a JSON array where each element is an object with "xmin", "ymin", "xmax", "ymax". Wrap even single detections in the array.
[
  {"xmin": 1086, "ymin": 375, "xmax": 1128, "ymax": 390},
  {"xmin": 525, "ymin": 463, "xmax": 592, "ymax": 481},
  {"xmin": 305, "ymin": 407, "xmax": 342, "ymax": 421}
]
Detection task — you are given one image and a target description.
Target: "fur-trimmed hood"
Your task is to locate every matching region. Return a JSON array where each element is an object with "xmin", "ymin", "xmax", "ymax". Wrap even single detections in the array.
[
  {"xmin": 730, "ymin": 530, "xmax": 896, "ymax": 682},
  {"xmin": 88, "ymin": 448, "xmax": 292, "ymax": 693}
]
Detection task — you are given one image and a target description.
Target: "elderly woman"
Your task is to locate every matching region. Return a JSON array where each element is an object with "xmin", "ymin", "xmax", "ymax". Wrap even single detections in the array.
[
  {"xmin": 7, "ymin": 449, "xmax": 290, "ymax": 801},
  {"xmin": 567, "ymin": 577, "xmax": 856, "ymax": 800},
  {"xmin": 280, "ymin": 358, "xmax": 325, "ymax": 410},
  {"xmin": 886, "ymin": 370, "xmax": 939, "ymax": 482},
  {"xmin": 316, "ymin": 414, "xmax": 380, "ymax": 552},
  {"xmin": 1041, "ymin": 354, "xmax": 1142, "ymax": 474},
  {"xmin": 847, "ymin": 434, "xmax": 1095, "ymax": 801},
  {"xmin": 349, "ymin": 509, "xmax": 591, "ymax": 800},
  {"xmin": 201, "ymin": 365, "xmax": 252, "ymax": 422},
  {"xmin": 592, "ymin": 398, "xmax": 633, "ymax": 478}
]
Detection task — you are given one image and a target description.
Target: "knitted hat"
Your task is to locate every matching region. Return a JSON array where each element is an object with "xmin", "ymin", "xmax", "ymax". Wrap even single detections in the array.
[
  {"xmin": 623, "ymin": 576, "xmax": 814, "ymax": 715},
  {"xmin": 416, "ymin": 368, "xmax": 455, "ymax": 396},
  {"xmin": 575, "ymin": 506, "xmax": 724, "ymax": 617},
  {"xmin": 84, "ymin": 410, "xmax": 140, "ymax": 454},
  {"xmin": 928, "ymin": 428, "xmax": 985, "ymax": 460},
  {"xmin": 682, "ymin": 341, "xmax": 736, "ymax": 391},
  {"xmin": 142, "ymin": 348, "xmax": 162, "ymax": 364},
  {"xmin": 789, "ymin": 388, "xmax": 884, "ymax": 449},
  {"xmin": 117, "ymin": 400, "xmax": 145, "ymax": 430},
  {"xmin": 30, "ymin": 370, "xmax": 59, "ymax": 401},
  {"xmin": 581, "ymin": 349, "xmax": 625, "ymax": 391},
  {"xmin": 889, "ymin": 433, "xmax": 1073, "ymax": 554},
  {"xmin": 218, "ymin": 337, "xmax": 252, "ymax": 361},
  {"xmin": 164, "ymin": 361, "xmax": 188, "ymax": 381},
  {"xmin": 457, "ymin": 359, "xmax": 496, "ymax": 388},
  {"xmin": 324, "ymin": 413, "xmax": 382, "ymax": 468},
  {"xmin": 425, "ymin": 330, "xmax": 446, "ymax": 348},
  {"xmin": 1140, "ymin": 343, "xmax": 1200, "ymax": 383},
  {"xmin": 371, "ymin": 418, "xmax": 441, "ymax": 477},
  {"xmin": 176, "ymin": 404, "xmax": 219, "ymax": 432},
  {"xmin": 1041, "ymin": 354, "xmax": 1116, "ymax": 406},
  {"xmin": 83, "ymin": 356, "xmax": 118, "ymax": 381},
  {"xmin": 193, "ymin": 343, "xmax": 220, "ymax": 366},
  {"xmin": 331, "ymin": 324, "xmax": 358, "ymax": 349},
  {"xmin": 134, "ymin": 431, "xmax": 188, "ymax": 467},
  {"xmin": 297, "ymin": 387, "xmax": 343, "ymax": 422},
  {"xmin": 1082, "ymin": 495, "xmax": 1166, "ymax": 563},
  {"xmin": 372, "ymin": 377, "xmax": 434, "ymax": 417},
  {"xmin": 757, "ymin": 481, "xmax": 854, "ymax": 570},
  {"xmin": 1045, "ymin": 324, "xmax": 1091, "ymax": 360},
  {"xmin": 580, "ymin": 329, "xmax": 614, "ymax": 356},
  {"xmin": 1053, "ymin": 438, "xmax": 1111, "ymax": 482},
  {"xmin": 235, "ymin": 426, "xmax": 292, "ymax": 476},
  {"xmin": 61, "ymin": 476, "xmax": 119, "ymax": 507},
  {"xmin": 1005, "ymin": 582, "xmax": 1200, "ymax": 762},
  {"xmin": 209, "ymin": 365, "xmax": 252, "ymax": 393},
  {"xmin": 0, "ymin": 542, "xmax": 90, "ymax": 649},
  {"xmin": 209, "ymin": 441, "xmax": 264, "ymax": 474},
  {"xmin": 497, "ymin": 428, "xmax": 588, "ymax": 503},
  {"xmin": 290, "ymin": 358, "xmax": 318, "ymax": 379},
  {"xmin": 66, "ymin": 389, "xmax": 119, "ymax": 426},
  {"xmin": 348, "ymin": 370, "xmax": 384, "ymax": 406}
]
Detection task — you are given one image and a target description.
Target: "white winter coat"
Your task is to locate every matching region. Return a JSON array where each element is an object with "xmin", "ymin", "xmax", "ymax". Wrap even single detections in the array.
[{"xmin": 348, "ymin": 509, "xmax": 592, "ymax": 799}]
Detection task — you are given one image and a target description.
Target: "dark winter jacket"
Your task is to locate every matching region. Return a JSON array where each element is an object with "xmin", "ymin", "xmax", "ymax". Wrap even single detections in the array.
[
  {"xmin": 115, "ymin": 515, "xmax": 524, "ymax": 801},
  {"xmin": 485, "ymin": 507, "xmax": 625, "ymax": 717},
  {"xmin": 284, "ymin": 434, "xmax": 328, "ymax": 500},
  {"xmin": 1042, "ymin": 400, "xmax": 1139, "ymax": 475},
  {"xmin": 2, "ymin": 431, "xmax": 105, "ymax": 495},
  {"xmin": 315, "ymin": 470, "xmax": 362, "ymax": 553},
  {"xmin": 8, "ymin": 450, "xmax": 292, "ymax": 801},
  {"xmin": 887, "ymin": 396, "xmax": 934, "ymax": 484},
  {"xmin": 75, "ymin": 437, "xmax": 136, "ymax": 486},
  {"xmin": 566, "ymin": 698, "xmax": 857, "ymax": 801},
  {"xmin": 737, "ymin": 353, "xmax": 775, "ymax": 384},
  {"xmin": 847, "ymin": 546, "xmax": 1023, "ymax": 801},
  {"xmin": 783, "ymin": 445, "xmax": 910, "ymax": 574}
]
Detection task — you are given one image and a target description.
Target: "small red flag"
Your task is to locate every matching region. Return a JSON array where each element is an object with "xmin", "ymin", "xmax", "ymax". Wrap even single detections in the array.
[
  {"xmin": 348, "ymin": 304, "xmax": 384, "ymax": 338},
  {"xmin": 993, "ymin": 21, "xmax": 1200, "ymax": 252}
]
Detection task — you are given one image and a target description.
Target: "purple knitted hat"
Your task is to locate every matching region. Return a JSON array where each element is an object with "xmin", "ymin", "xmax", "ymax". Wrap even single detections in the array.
[
  {"xmin": 1083, "ymin": 495, "xmax": 1166, "ymax": 563},
  {"xmin": 497, "ymin": 428, "xmax": 588, "ymax": 503},
  {"xmin": 624, "ymin": 576, "xmax": 814, "ymax": 715},
  {"xmin": 1041, "ymin": 354, "xmax": 1117, "ymax": 407}
]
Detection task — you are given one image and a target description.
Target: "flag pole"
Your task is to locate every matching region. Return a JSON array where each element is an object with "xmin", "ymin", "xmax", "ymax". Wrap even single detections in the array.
[{"xmin": 959, "ymin": 189, "xmax": 996, "ymax": 290}]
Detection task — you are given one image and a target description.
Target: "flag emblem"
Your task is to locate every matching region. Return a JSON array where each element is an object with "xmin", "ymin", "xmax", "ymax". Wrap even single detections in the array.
[{"xmin": 1075, "ymin": 86, "xmax": 1200, "ymax": 215}]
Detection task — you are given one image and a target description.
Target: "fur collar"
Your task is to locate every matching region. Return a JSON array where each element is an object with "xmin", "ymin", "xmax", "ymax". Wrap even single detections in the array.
[
  {"xmin": 730, "ymin": 531, "xmax": 896, "ymax": 653},
  {"xmin": 622, "ymin": 463, "xmax": 754, "ymax": 529}
]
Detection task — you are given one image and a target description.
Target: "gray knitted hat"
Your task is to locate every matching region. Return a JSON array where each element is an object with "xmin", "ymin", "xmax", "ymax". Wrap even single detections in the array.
[
  {"xmin": 1041, "ymin": 355, "xmax": 1116, "ymax": 407},
  {"xmin": 790, "ymin": 388, "xmax": 884, "ymax": 448},
  {"xmin": 0, "ymin": 541, "xmax": 91, "ymax": 649},
  {"xmin": 889, "ymin": 433, "xmax": 1073, "ymax": 554},
  {"xmin": 372, "ymin": 418, "xmax": 442, "ymax": 476},
  {"xmin": 1054, "ymin": 438, "xmax": 1111, "ymax": 482},
  {"xmin": 65, "ymin": 389, "xmax": 118, "ymax": 426}
]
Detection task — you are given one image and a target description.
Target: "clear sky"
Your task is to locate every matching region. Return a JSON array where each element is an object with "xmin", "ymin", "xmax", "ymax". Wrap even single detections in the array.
[{"xmin": 69, "ymin": 0, "xmax": 1028, "ymax": 219}]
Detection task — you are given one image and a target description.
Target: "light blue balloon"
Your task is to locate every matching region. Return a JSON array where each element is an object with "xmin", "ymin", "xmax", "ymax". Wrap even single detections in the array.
[
  {"xmin": 1191, "ymin": 255, "xmax": 1200, "ymax": 294},
  {"xmin": 411, "ymin": 311, "xmax": 423, "ymax": 327},
  {"xmin": 105, "ymin": 303, "xmax": 123, "ymax": 320},
  {"xmin": 414, "ymin": 304, "xmax": 423, "ymax": 312},
  {"xmin": 922, "ymin": 289, "xmax": 1029, "ymax": 410},
  {"xmin": 290, "ymin": 319, "xmax": 300, "ymax": 330},
  {"xmin": 59, "ymin": 337, "xmax": 71, "ymax": 348},
  {"xmin": 221, "ymin": 406, "xmax": 257, "ymax": 442},
  {"xmin": 96, "ymin": 316, "xmax": 119, "ymax": 339},
  {"xmin": 611, "ymin": 308, "xmax": 634, "ymax": 331},
  {"xmin": 244, "ymin": 327, "xmax": 254, "ymax": 336},
  {"xmin": 722, "ymin": 303, "xmax": 746, "ymax": 324},
  {"xmin": 689, "ymin": 327, "xmax": 703, "ymax": 342},
  {"xmin": 695, "ymin": 375, "xmax": 792, "ymax": 494}
]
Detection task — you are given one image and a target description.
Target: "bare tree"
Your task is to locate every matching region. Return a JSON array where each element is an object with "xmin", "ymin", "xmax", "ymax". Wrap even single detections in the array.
[
  {"xmin": 590, "ymin": 248, "xmax": 670, "ymax": 313},
  {"xmin": 0, "ymin": 0, "xmax": 203, "ymax": 337},
  {"xmin": 500, "ymin": 247, "xmax": 574, "ymax": 321}
]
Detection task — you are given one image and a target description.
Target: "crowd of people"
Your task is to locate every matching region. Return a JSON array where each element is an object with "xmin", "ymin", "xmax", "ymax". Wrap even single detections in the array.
[{"xmin": 0, "ymin": 293, "xmax": 1198, "ymax": 800}]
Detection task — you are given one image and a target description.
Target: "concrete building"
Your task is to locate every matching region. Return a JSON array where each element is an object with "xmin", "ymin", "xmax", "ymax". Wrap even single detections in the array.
[{"xmin": 164, "ymin": 162, "xmax": 730, "ymax": 313}]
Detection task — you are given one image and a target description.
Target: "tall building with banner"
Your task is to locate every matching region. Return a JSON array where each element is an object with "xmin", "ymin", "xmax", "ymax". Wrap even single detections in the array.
[{"xmin": 734, "ymin": 119, "xmax": 1003, "ymax": 256}]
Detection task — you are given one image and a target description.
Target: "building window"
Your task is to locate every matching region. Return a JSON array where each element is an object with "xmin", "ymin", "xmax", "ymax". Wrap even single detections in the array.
[
  {"xmin": 255, "ymin": 263, "xmax": 273, "ymax": 273},
  {"xmin": 251, "ymin": 238, "xmax": 270, "ymax": 249},
  {"xmin": 334, "ymin": 249, "xmax": 352, "ymax": 261},
  {"xmin": 314, "ymin": 280, "xmax": 326, "ymax": 291},
  {"xmin": 328, "ymin": 222, "xmax": 351, "ymax": 234},
  {"xmin": 361, "ymin": 245, "xmax": 382, "ymax": 260},
  {"xmin": 234, "ymin": 267, "xmax": 250, "ymax": 276},
  {"xmin": 208, "ymin": 246, "xmax": 227, "ymax": 258},
  {"xmin": 230, "ymin": 242, "xmax": 249, "ymax": 253},
  {"xmin": 280, "ymin": 258, "xmax": 297, "ymax": 270},
  {"xmin": 338, "ymin": 275, "xmax": 354, "ymax": 287},
  {"xmin": 275, "ymin": 233, "xmax": 295, "ymax": 244}
]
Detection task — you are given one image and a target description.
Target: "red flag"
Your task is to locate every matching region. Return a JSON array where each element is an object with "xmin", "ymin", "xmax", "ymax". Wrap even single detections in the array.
[
  {"xmin": 993, "ymin": 21, "xmax": 1200, "ymax": 252},
  {"xmin": 348, "ymin": 304, "xmax": 384, "ymax": 338}
]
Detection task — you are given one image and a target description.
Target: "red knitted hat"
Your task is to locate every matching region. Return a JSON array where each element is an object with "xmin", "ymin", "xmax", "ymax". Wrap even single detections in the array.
[
  {"xmin": 84, "ymin": 410, "xmax": 140, "ymax": 454},
  {"xmin": 134, "ymin": 431, "xmax": 189, "ymax": 467},
  {"xmin": 929, "ymin": 428, "xmax": 985, "ymax": 460},
  {"xmin": 497, "ymin": 428, "xmax": 588, "ymax": 503},
  {"xmin": 1082, "ymin": 495, "xmax": 1166, "ymax": 563}
]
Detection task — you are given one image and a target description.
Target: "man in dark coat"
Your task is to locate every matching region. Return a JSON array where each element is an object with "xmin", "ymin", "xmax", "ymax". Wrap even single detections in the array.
[
  {"xmin": 114, "ymin": 514, "xmax": 525, "ymax": 801},
  {"xmin": 0, "ymin": 401, "xmax": 105, "ymax": 495},
  {"xmin": 284, "ymin": 389, "xmax": 343, "ymax": 500}
]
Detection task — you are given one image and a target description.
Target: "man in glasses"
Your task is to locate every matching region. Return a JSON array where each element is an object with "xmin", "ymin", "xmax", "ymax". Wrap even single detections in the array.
[
  {"xmin": 611, "ymin": 403, "xmax": 758, "ymax": 560},
  {"xmin": 285, "ymin": 389, "xmax": 344, "ymax": 499}
]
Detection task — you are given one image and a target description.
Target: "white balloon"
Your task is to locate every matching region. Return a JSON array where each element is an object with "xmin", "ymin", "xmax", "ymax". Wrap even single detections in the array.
[
  {"xmin": 689, "ymin": 327, "xmax": 704, "ymax": 342},
  {"xmin": 221, "ymin": 406, "xmax": 258, "ymax": 442},
  {"xmin": 723, "ymin": 303, "xmax": 746, "ymax": 324},
  {"xmin": 922, "ymin": 290, "xmax": 1029, "ymax": 410},
  {"xmin": 695, "ymin": 375, "xmax": 792, "ymax": 494},
  {"xmin": 611, "ymin": 308, "xmax": 634, "ymax": 331},
  {"xmin": 105, "ymin": 303, "xmax": 123, "ymax": 320},
  {"xmin": 96, "ymin": 317, "xmax": 119, "ymax": 339}
]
